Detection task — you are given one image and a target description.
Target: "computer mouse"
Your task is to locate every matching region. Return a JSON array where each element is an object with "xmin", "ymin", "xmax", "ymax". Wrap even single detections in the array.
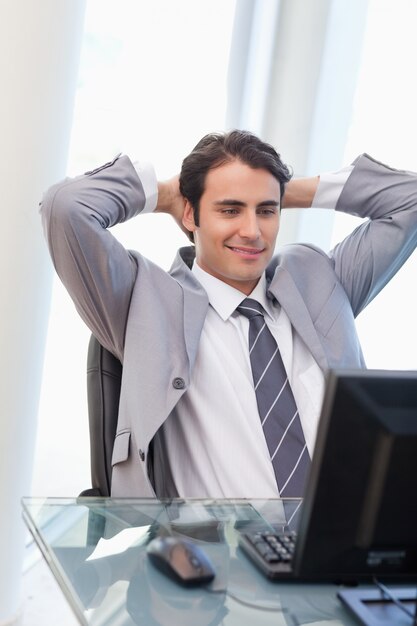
[{"xmin": 146, "ymin": 536, "xmax": 216, "ymax": 586}]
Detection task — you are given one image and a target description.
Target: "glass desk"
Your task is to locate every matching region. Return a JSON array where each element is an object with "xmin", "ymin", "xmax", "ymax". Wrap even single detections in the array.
[{"xmin": 22, "ymin": 497, "xmax": 361, "ymax": 626}]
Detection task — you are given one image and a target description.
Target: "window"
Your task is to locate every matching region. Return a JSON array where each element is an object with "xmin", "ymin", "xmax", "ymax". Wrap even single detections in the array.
[
  {"xmin": 32, "ymin": 0, "xmax": 236, "ymax": 495},
  {"xmin": 332, "ymin": 0, "xmax": 417, "ymax": 369}
]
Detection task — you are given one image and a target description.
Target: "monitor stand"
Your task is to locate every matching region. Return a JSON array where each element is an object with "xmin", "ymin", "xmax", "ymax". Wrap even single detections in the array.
[{"xmin": 338, "ymin": 585, "xmax": 417, "ymax": 626}]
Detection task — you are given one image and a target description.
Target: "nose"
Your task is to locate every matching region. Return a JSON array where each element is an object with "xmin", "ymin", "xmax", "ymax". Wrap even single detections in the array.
[{"xmin": 238, "ymin": 211, "xmax": 261, "ymax": 240}]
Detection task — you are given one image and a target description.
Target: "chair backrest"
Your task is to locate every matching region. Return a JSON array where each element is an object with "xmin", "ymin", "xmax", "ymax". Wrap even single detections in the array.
[{"xmin": 81, "ymin": 334, "xmax": 122, "ymax": 497}]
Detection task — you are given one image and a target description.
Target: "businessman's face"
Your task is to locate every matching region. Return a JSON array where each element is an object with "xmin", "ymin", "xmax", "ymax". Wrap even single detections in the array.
[{"xmin": 183, "ymin": 159, "xmax": 280, "ymax": 295}]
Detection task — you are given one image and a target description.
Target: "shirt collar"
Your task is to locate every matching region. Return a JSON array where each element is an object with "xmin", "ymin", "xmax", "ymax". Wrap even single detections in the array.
[{"xmin": 192, "ymin": 262, "xmax": 276, "ymax": 322}]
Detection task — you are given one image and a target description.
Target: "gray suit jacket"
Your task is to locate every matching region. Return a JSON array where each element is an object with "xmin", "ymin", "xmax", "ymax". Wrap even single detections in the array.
[{"xmin": 41, "ymin": 153, "xmax": 417, "ymax": 497}]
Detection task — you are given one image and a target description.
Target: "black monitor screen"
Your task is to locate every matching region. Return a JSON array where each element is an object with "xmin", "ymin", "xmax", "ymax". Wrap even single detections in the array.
[{"xmin": 295, "ymin": 369, "xmax": 417, "ymax": 581}]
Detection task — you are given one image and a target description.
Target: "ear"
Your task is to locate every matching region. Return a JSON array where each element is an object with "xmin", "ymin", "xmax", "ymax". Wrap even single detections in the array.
[{"xmin": 182, "ymin": 200, "xmax": 197, "ymax": 233}]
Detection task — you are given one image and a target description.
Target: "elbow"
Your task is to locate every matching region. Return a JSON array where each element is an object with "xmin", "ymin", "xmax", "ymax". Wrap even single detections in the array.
[
  {"xmin": 40, "ymin": 179, "xmax": 90, "ymax": 264},
  {"xmin": 40, "ymin": 177, "xmax": 97, "ymax": 238},
  {"xmin": 40, "ymin": 178, "xmax": 76, "ymax": 224}
]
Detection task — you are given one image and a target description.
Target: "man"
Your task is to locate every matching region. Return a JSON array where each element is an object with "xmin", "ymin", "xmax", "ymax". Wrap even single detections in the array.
[{"xmin": 41, "ymin": 130, "xmax": 417, "ymax": 500}]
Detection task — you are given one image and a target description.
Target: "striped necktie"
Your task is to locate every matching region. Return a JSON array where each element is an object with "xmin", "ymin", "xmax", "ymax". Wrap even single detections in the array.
[{"xmin": 237, "ymin": 298, "xmax": 311, "ymax": 508}]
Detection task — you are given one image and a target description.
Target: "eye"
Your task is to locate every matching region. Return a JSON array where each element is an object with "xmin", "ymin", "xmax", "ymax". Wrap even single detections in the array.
[
  {"xmin": 258, "ymin": 207, "xmax": 277, "ymax": 216},
  {"xmin": 222, "ymin": 208, "xmax": 239, "ymax": 215}
]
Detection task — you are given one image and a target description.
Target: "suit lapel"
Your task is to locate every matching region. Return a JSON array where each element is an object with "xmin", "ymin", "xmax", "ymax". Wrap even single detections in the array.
[
  {"xmin": 170, "ymin": 247, "xmax": 209, "ymax": 371},
  {"xmin": 268, "ymin": 266, "xmax": 328, "ymax": 372}
]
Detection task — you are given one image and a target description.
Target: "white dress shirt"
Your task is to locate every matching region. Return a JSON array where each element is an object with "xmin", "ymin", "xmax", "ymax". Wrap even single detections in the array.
[{"xmin": 161, "ymin": 269, "xmax": 326, "ymax": 498}]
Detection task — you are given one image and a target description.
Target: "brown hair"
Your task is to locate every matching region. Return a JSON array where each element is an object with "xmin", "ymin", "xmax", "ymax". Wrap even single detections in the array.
[{"xmin": 179, "ymin": 129, "xmax": 292, "ymax": 226}]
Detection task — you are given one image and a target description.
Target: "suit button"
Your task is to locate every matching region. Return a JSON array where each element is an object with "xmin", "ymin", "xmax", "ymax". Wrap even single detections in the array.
[
  {"xmin": 139, "ymin": 449, "xmax": 145, "ymax": 461},
  {"xmin": 172, "ymin": 377, "xmax": 186, "ymax": 390}
]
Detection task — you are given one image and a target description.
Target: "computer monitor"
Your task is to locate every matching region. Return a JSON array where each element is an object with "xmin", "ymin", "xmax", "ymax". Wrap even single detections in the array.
[{"xmin": 295, "ymin": 369, "xmax": 417, "ymax": 581}]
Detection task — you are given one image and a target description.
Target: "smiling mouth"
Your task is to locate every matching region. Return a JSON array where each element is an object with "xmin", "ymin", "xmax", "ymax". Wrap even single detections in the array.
[{"xmin": 227, "ymin": 246, "xmax": 265, "ymax": 256}]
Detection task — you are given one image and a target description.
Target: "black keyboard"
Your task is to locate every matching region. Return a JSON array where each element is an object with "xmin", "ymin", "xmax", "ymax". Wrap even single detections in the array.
[{"xmin": 238, "ymin": 530, "xmax": 297, "ymax": 579}]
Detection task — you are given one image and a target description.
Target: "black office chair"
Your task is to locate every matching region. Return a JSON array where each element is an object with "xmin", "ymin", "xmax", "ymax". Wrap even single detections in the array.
[{"xmin": 80, "ymin": 335, "xmax": 122, "ymax": 497}]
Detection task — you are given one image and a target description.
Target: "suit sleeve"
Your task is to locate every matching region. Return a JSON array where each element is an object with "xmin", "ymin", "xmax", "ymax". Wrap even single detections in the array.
[
  {"xmin": 40, "ymin": 154, "xmax": 149, "ymax": 361},
  {"xmin": 329, "ymin": 154, "xmax": 417, "ymax": 317}
]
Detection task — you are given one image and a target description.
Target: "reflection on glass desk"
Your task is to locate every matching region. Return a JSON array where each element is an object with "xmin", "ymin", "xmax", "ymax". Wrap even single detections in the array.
[{"xmin": 22, "ymin": 497, "xmax": 360, "ymax": 626}]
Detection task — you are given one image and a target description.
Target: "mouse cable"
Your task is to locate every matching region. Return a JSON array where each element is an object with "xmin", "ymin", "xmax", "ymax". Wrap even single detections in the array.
[{"xmin": 205, "ymin": 586, "xmax": 299, "ymax": 621}]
